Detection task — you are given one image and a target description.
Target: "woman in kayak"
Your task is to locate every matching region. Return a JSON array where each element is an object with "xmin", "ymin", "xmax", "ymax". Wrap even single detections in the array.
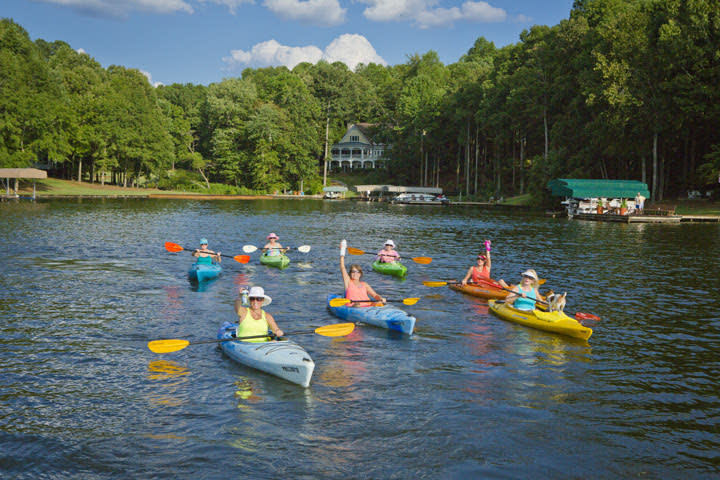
[
  {"xmin": 234, "ymin": 286, "xmax": 284, "ymax": 342},
  {"xmin": 504, "ymin": 269, "xmax": 540, "ymax": 311},
  {"xmin": 376, "ymin": 239, "xmax": 400, "ymax": 263},
  {"xmin": 341, "ymin": 240, "xmax": 386, "ymax": 306},
  {"xmin": 263, "ymin": 233, "xmax": 287, "ymax": 257},
  {"xmin": 193, "ymin": 238, "xmax": 221, "ymax": 264},
  {"xmin": 461, "ymin": 240, "xmax": 491, "ymax": 285}
]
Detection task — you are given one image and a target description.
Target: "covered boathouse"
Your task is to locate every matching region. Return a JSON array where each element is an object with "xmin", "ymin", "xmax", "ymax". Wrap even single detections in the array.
[
  {"xmin": 1, "ymin": 168, "xmax": 47, "ymax": 201},
  {"xmin": 547, "ymin": 179, "xmax": 680, "ymax": 223}
]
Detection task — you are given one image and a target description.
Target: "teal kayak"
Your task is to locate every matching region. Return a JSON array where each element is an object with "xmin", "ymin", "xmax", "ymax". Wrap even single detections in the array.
[
  {"xmin": 327, "ymin": 293, "xmax": 415, "ymax": 335},
  {"xmin": 188, "ymin": 263, "xmax": 222, "ymax": 282},
  {"xmin": 260, "ymin": 252, "xmax": 290, "ymax": 269},
  {"xmin": 371, "ymin": 260, "xmax": 407, "ymax": 277}
]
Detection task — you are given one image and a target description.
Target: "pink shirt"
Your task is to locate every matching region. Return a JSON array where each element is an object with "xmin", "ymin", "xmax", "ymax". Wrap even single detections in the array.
[
  {"xmin": 345, "ymin": 281, "xmax": 372, "ymax": 307},
  {"xmin": 376, "ymin": 249, "xmax": 400, "ymax": 263}
]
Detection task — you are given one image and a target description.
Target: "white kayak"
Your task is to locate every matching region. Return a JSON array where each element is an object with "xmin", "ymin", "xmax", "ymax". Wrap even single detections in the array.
[{"xmin": 217, "ymin": 322, "xmax": 315, "ymax": 387}]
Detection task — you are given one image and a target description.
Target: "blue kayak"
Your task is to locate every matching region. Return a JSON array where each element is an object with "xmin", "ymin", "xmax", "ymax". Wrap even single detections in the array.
[
  {"xmin": 326, "ymin": 293, "xmax": 416, "ymax": 335},
  {"xmin": 188, "ymin": 263, "xmax": 222, "ymax": 282}
]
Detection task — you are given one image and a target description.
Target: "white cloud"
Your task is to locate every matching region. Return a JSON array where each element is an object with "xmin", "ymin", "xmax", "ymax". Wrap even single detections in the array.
[
  {"xmin": 140, "ymin": 69, "xmax": 164, "ymax": 87},
  {"xmin": 36, "ymin": 0, "xmax": 195, "ymax": 17},
  {"xmin": 262, "ymin": 0, "xmax": 346, "ymax": 26},
  {"xmin": 359, "ymin": 0, "xmax": 507, "ymax": 28},
  {"xmin": 223, "ymin": 34, "xmax": 387, "ymax": 71},
  {"xmin": 197, "ymin": 0, "xmax": 254, "ymax": 15}
]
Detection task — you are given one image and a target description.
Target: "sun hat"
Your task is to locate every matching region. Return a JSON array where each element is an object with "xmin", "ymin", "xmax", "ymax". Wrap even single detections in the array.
[
  {"xmin": 248, "ymin": 286, "xmax": 272, "ymax": 306},
  {"xmin": 521, "ymin": 269, "xmax": 538, "ymax": 280},
  {"xmin": 200, "ymin": 238, "xmax": 208, "ymax": 244},
  {"xmin": 384, "ymin": 239, "xmax": 395, "ymax": 247},
  {"xmin": 477, "ymin": 254, "xmax": 487, "ymax": 260},
  {"xmin": 267, "ymin": 233, "xmax": 279, "ymax": 239}
]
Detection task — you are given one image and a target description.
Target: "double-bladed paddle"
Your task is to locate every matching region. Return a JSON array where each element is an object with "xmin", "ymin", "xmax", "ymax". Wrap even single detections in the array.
[
  {"xmin": 329, "ymin": 297, "xmax": 420, "ymax": 307},
  {"xmin": 164, "ymin": 242, "xmax": 250, "ymax": 264},
  {"xmin": 347, "ymin": 246, "xmax": 432, "ymax": 265},
  {"xmin": 147, "ymin": 322, "xmax": 355, "ymax": 354},
  {"xmin": 242, "ymin": 245, "xmax": 311, "ymax": 253}
]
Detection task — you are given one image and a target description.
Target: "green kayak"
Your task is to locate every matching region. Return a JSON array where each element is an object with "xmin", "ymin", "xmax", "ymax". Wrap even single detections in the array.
[
  {"xmin": 260, "ymin": 252, "xmax": 290, "ymax": 269},
  {"xmin": 371, "ymin": 260, "xmax": 407, "ymax": 277}
]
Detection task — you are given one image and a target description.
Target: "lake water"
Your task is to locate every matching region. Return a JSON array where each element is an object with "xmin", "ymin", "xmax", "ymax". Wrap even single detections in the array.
[{"xmin": 1, "ymin": 199, "xmax": 719, "ymax": 479}]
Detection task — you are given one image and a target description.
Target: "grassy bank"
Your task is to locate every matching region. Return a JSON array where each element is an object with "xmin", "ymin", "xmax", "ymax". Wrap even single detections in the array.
[{"xmin": 14, "ymin": 178, "xmax": 164, "ymax": 196}]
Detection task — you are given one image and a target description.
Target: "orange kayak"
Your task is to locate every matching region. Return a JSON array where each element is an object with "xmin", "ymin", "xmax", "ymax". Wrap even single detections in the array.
[{"xmin": 449, "ymin": 280, "xmax": 509, "ymax": 300}]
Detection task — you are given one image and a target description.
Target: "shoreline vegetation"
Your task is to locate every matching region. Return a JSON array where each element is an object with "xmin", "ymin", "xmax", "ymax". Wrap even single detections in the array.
[{"xmin": 7, "ymin": 178, "xmax": 720, "ymax": 216}]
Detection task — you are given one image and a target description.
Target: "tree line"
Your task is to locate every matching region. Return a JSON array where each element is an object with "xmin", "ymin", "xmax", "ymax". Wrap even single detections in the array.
[{"xmin": 2, "ymin": 0, "xmax": 719, "ymax": 202}]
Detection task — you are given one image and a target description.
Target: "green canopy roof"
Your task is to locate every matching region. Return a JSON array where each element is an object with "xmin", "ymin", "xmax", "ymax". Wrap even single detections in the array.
[{"xmin": 547, "ymin": 179, "xmax": 650, "ymax": 199}]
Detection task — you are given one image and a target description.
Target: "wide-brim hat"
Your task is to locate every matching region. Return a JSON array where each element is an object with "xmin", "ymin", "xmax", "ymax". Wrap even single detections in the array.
[
  {"xmin": 267, "ymin": 233, "xmax": 279, "ymax": 240},
  {"xmin": 384, "ymin": 239, "xmax": 395, "ymax": 247},
  {"xmin": 248, "ymin": 286, "xmax": 272, "ymax": 306}
]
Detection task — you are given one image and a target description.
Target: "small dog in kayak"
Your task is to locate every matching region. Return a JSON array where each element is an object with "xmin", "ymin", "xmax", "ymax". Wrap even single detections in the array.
[{"xmin": 545, "ymin": 290, "xmax": 567, "ymax": 312}]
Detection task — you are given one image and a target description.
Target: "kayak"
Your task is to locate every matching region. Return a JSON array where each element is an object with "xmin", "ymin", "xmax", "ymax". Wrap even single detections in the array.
[
  {"xmin": 488, "ymin": 300, "xmax": 592, "ymax": 341},
  {"xmin": 326, "ymin": 293, "xmax": 416, "ymax": 335},
  {"xmin": 449, "ymin": 280, "xmax": 508, "ymax": 300},
  {"xmin": 260, "ymin": 252, "xmax": 290, "ymax": 269},
  {"xmin": 188, "ymin": 263, "xmax": 222, "ymax": 282},
  {"xmin": 372, "ymin": 260, "xmax": 407, "ymax": 278},
  {"xmin": 217, "ymin": 322, "xmax": 315, "ymax": 387}
]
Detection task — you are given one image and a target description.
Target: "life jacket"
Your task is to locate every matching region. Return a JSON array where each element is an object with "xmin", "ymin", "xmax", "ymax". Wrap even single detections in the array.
[{"xmin": 236, "ymin": 309, "xmax": 270, "ymax": 342}]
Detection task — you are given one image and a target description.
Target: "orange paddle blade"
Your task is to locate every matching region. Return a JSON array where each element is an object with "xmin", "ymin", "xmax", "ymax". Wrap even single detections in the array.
[
  {"xmin": 412, "ymin": 256, "xmax": 432, "ymax": 264},
  {"xmin": 164, "ymin": 242, "xmax": 183, "ymax": 253},
  {"xmin": 233, "ymin": 255, "xmax": 251, "ymax": 264},
  {"xmin": 347, "ymin": 247, "xmax": 365, "ymax": 255}
]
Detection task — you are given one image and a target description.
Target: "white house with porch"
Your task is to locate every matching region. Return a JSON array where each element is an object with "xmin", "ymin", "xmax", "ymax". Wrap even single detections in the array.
[{"xmin": 330, "ymin": 123, "xmax": 388, "ymax": 171}]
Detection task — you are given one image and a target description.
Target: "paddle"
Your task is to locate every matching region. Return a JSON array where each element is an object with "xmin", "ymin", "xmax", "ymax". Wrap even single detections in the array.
[
  {"xmin": 329, "ymin": 297, "xmax": 420, "ymax": 307},
  {"xmin": 347, "ymin": 246, "xmax": 432, "ymax": 265},
  {"xmin": 164, "ymin": 242, "xmax": 250, "ymax": 264},
  {"xmin": 242, "ymin": 245, "xmax": 311, "ymax": 253},
  {"xmin": 423, "ymin": 278, "xmax": 546, "ymax": 288},
  {"xmin": 147, "ymin": 322, "xmax": 355, "ymax": 354}
]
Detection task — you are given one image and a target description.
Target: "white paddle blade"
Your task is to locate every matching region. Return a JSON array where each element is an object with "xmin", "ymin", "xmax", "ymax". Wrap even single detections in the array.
[
  {"xmin": 242, "ymin": 245, "xmax": 258, "ymax": 253},
  {"xmin": 297, "ymin": 245, "xmax": 311, "ymax": 253}
]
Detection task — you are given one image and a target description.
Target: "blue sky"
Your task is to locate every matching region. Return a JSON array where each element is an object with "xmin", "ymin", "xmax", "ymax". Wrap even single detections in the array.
[{"xmin": 4, "ymin": 0, "xmax": 575, "ymax": 86}]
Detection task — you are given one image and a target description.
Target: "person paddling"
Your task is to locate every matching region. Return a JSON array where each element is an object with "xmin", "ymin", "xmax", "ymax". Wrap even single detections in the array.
[
  {"xmin": 341, "ymin": 240, "xmax": 386, "ymax": 307},
  {"xmin": 376, "ymin": 239, "xmax": 400, "ymax": 264},
  {"xmin": 504, "ymin": 270, "xmax": 540, "ymax": 311},
  {"xmin": 193, "ymin": 238, "xmax": 221, "ymax": 264},
  {"xmin": 461, "ymin": 240, "xmax": 492, "ymax": 285},
  {"xmin": 263, "ymin": 233, "xmax": 287, "ymax": 257},
  {"xmin": 233, "ymin": 286, "xmax": 283, "ymax": 342}
]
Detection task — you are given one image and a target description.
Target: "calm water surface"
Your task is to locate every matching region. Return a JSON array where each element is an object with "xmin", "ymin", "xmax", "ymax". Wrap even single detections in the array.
[{"xmin": 1, "ymin": 199, "xmax": 719, "ymax": 479}]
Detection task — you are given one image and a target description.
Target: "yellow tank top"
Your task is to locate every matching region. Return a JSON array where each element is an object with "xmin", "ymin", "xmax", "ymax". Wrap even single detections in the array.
[{"xmin": 236, "ymin": 308, "xmax": 270, "ymax": 343}]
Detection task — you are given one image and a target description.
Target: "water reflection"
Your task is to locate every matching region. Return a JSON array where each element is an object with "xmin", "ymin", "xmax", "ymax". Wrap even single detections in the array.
[{"xmin": 146, "ymin": 360, "xmax": 191, "ymax": 407}]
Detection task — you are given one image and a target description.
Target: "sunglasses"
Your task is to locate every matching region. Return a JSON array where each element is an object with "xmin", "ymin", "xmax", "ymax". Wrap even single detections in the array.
[
  {"xmin": 249, "ymin": 297, "xmax": 264, "ymax": 302},
  {"xmin": 350, "ymin": 270, "xmax": 361, "ymax": 273}
]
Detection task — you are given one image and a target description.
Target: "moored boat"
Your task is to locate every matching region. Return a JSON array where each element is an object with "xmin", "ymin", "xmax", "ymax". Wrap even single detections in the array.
[
  {"xmin": 260, "ymin": 252, "xmax": 290, "ymax": 269},
  {"xmin": 326, "ymin": 293, "xmax": 415, "ymax": 335},
  {"xmin": 488, "ymin": 300, "xmax": 592, "ymax": 340},
  {"xmin": 371, "ymin": 260, "xmax": 408, "ymax": 278},
  {"xmin": 188, "ymin": 262, "xmax": 222, "ymax": 282},
  {"xmin": 217, "ymin": 322, "xmax": 315, "ymax": 387}
]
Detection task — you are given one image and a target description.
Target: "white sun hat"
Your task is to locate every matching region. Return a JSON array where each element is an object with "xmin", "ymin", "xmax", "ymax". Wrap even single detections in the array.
[
  {"xmin": 248, "ymin": 286, "xmax": 272, "ymax": 306},
  {"xmin": 521, "ymin": 270, "xmax": 538, "ymax": 280},
  {"xmin": 384, "ymin": 239, "xmax": 395, "ymax": 247}
]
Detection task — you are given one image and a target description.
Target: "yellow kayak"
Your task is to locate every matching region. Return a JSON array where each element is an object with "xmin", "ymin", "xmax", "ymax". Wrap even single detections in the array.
[{"xmin": 488, "ymin": 300, "xmax": 592, "ymax": 341}]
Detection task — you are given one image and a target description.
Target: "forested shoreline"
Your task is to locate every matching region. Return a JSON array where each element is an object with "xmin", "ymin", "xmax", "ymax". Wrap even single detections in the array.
[{"xmin": 2, "ymin": 0, "xmax": 719, "ymax": 203}]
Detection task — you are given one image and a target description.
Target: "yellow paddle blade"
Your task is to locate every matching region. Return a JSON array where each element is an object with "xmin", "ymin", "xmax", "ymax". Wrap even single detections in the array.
[
  {"xmin": 329, "ymin": 298, "xmax": 352, "ymax": 307},
  {"xmin": 147, "ymin": 339, "xmax": 190, "ymax": 354},
  {"xmin": 164, "ymin": 242, "xmax": 183, "ymax": 253},
  {"xmin": 423, "ymin": 281, "xmax": 448, "ymax": 287},
  {"xmin": 315, "ymin": 322, "xmax": 355, "ymax": 337},
  {"xmin": 402, "ymin": 297, "xmax": 420, "ymax": 305},
  {"xmin": 412, "ymin": 256, "xmax": 432, "ymax": 264},
  {"xmin": 347, "ymin": 247, "xmax": 365, "ymax": 255}
]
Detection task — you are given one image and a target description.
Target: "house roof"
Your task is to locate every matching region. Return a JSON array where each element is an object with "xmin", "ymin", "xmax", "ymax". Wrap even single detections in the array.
[
  {"xmin": 0, "ymin": 168, "xmax": 48, "ymax": 179},
  {"xmin": 323, "ymin": 186, "xmax": 348, "ymax": 192},
  {"xmin": 547, "ymin": 179, "xmax": 650, "ymax": 198}
]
